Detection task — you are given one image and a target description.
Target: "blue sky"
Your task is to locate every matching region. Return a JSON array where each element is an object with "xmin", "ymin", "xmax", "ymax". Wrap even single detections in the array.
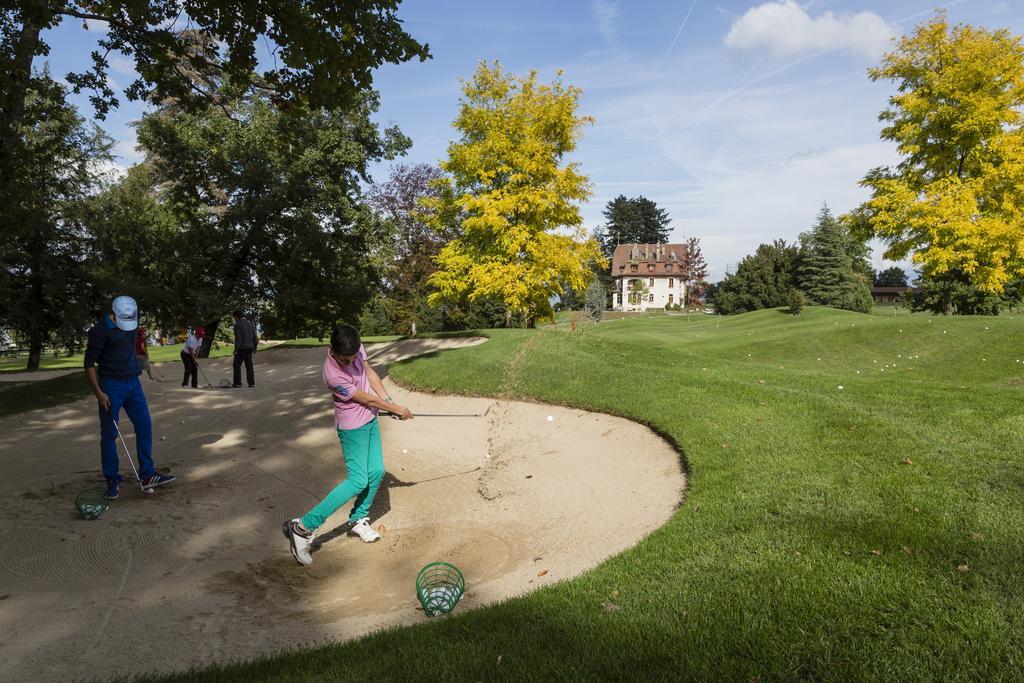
[{"xmin": 41, "ymin": 0, "xmax": 1024, "ymax": 280}]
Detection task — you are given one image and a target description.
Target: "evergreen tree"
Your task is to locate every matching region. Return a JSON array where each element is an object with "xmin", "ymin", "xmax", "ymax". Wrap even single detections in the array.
[
  {"xmin": 710, "ymin": 240, "xmax": 799, "ymax": 314},
  {"xmin": 599, "ymin": 195, "xmax": 671, "ymax": 258},
  {"xmin": 798, "ymin": 206, "xmax": 872, "ymax": 313},
  {"xmin": 584, "ymin": 278, "xmax": 606, "ymax": 322}
]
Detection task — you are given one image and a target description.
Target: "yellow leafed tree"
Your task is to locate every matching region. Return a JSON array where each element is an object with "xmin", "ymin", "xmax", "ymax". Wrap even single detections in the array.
[
  {"xmin": 425, "ymin": 61, "xmax": 604, "ymax": 327},
  {"xmin": 849, "ymin": 13, "xmax": 1024, "ymax": 314}
]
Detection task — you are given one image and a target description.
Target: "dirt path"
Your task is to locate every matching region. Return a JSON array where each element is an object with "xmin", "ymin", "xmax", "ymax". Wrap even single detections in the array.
[{"xmin": 0, "ymin": 338, "xmax": 685, "ymax": 682}]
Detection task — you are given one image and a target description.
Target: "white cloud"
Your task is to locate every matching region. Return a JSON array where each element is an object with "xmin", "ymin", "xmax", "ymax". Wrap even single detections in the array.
[
  {"xmin": 724, "ymin": 1, "xmax": 895, "ymax": 59},
  {"xmin": 591, "ymin": 0, "xmax": 620, "ymax": 47}
]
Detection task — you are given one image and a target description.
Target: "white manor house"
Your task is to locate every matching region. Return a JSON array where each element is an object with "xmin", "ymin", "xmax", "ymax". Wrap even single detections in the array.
[{"xmin": 611, "ymin": 243, "xmax": 688, "ymax": 311}]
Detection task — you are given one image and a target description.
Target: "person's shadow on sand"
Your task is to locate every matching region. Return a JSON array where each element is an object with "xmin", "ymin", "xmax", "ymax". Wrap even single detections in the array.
[{"xmin": 310, "ymin": 466, "xmax": 480, "ymax": 551}]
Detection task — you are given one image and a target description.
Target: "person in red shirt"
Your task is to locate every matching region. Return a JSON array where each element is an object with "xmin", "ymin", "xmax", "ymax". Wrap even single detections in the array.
[{"xmin": 135, "ymin": 326, "xmax": 160, "ymax": 381}]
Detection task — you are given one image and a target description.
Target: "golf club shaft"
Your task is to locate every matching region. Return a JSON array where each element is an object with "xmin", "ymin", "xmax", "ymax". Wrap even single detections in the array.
[
  {"xmin": 196, "ymin": 361, "xmax": 211, "ymax": 385},
  {"xmin": 110, "ymin": 414, "xmax": 145, "ymax": 490},
  {"xmin": 380, "ymin": 411, "xmax": 482, "ymax": 418}
]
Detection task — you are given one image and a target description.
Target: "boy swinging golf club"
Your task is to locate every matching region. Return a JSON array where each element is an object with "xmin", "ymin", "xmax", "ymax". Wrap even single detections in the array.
[
  {"xmin": 283, "ymin": 324, "xmax": 413, "ymax": 566},
  {"xmin": 84, "ymin": 295, "xmax": 177, "ymax": 499}
]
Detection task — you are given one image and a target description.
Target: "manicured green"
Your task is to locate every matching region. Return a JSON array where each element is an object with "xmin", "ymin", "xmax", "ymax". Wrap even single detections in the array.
[{"xmin": 136, "ymin": 306, "xmax": 1024, "ymax": 681}]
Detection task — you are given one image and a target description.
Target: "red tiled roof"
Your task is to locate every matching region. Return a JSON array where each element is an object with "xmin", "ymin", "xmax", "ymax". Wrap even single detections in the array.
[
  {"xmin": 611, "ymin": 243, "xmax": 688, "ymax": 277},
  {"xmin": 870, "ymin": 286, "xmax": 912, "ymax": 293}
]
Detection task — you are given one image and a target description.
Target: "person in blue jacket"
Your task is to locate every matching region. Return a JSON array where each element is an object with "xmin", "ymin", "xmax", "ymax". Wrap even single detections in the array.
[{"xmin": 84, "ymin": 295, "xmax": 177, "ymax": 499}]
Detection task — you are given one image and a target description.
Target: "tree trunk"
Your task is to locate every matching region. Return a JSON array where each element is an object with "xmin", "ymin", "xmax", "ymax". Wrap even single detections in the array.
[
  {"xmin": 199, "ymin": 319, "xmax": 220, "ymax": 359},
  {"xmin": 0, "ymin": 20, "xmax": 43, "ymax": 203},
  {"xmin": 943, "ymin": 287, "xmax": 953, "ymax": 316},
  {"xmin": 27, "ymin": 331, "xmax": 42, "ymax": 371}
]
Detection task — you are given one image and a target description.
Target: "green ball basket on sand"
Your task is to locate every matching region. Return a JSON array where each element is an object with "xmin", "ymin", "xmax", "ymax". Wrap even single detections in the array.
[
  {"xmin": 75, "ymin": 488, "xmax": 109, "ymax": 520},
  {"xmin": 416, "ymin": 562, "xmax": 464, "ymax": 617}
]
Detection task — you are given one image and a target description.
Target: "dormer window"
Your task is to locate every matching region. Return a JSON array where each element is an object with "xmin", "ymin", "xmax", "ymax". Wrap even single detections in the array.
[
  {"xmin": 648, "ymin": 264, "xmax": 655, "ymax": 272},
  {"xmin": 666, "ymin": 263, "xmax": 673, "ymax": 271},
  {"xmin": 630, "ymin": 264, "xmax": 639, "ymax": 272}
]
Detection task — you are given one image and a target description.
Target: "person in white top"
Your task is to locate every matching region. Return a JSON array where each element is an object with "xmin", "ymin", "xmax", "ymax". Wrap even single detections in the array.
[{"xmin": 180, "ymin": 328, "xmax": 202, "ymax": 388}]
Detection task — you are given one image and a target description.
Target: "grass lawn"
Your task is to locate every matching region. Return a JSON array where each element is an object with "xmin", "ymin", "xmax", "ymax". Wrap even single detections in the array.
[
  {"xmin": 0, "ymin": 342, "xmax": 238, "ymax": 373},
  {"xmin": 76, "ymin": 308, "xmax": 1024, "ymax": 678}
]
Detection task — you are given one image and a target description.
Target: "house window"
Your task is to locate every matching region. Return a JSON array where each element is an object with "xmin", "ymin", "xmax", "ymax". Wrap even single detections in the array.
[
  {"xmin": 649, "ymin": 278, "xmax": 654, "ymax": 286},
  {"xmin": 648, "ymin": 264, "xmax": 655, "ymax": 272},
  {"xmin": 666, "ymin": 263, "xmax": 673, "ymax": 271},
  {"xmin": 616, "ymin": 293, "xmax": 621, "ymax": 304},
  {"xmin": 619, "ymin": 265, "xmax": 624, "ymax": 272},
  {"xmin": 648, "ymin": 293, "xmax": 654, "ymax": 302},
  {"xmin": 669, "ymin": 294, "xmax": 674, "ymax": 303},
  {"xmin": 668, "ymin": 278, "xmax": 674, "ymax": 288},
  {"xmin": 630, "ymin": 264, "xmax": 638, "ymax": 272}
]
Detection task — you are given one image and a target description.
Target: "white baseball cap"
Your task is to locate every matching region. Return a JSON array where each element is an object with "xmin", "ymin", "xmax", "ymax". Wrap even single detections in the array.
[{"xmin": 112, "ymin": 296, "xmax": 138, "ymax": 331}]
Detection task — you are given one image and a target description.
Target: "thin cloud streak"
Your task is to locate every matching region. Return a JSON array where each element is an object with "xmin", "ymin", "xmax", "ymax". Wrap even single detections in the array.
[{"xmin": 666, "ymin": 0, "xmax": 699, "ymax": 56}]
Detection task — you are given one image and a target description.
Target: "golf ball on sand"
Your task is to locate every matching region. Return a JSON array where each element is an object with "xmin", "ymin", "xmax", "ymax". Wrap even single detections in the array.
[{"xmin": 546, "ymin": 415, "xmax": 554, "ymax": 423}]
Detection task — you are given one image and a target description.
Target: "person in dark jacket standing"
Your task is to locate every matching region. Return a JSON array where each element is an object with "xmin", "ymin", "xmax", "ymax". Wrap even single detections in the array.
[
  {"xmin": 84, "ymin": 296, "xmax": 177, "ymax": 499},
  {"xmin": 232, "ymin": 309, "xmax": 258, "ymax": 388}
]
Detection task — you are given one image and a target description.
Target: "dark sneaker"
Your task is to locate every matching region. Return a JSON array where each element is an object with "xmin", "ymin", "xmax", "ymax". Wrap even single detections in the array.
[
  {"xmin": 282, "ymin": 519, "xmax": 314, "ymax": 566},
  {"xmin": 232, "ymin": 383, "xmax": 242, "ymax": 388},
  {"xmin": 105, "ymin": 478, "xmax": 120, "ymax": 499},
  {"xmin": 141, "ymin": 473, "xmax": 177, "ymax": 489}
]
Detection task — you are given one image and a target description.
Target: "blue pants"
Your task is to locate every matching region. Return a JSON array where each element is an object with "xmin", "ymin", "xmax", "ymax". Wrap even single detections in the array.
[
  {"xmin": 98, "ymin": 377, "xmax": 156, "ymax": 481},
  {"xmin": 301, "ymin": 418, "xmax": 384, "ymax": 531}
]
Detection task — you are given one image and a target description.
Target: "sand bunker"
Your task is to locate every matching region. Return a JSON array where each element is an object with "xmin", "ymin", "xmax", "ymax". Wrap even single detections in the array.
[{"xmin": 0, "ymin": 338, "xmax": 685, "ymax": 681}]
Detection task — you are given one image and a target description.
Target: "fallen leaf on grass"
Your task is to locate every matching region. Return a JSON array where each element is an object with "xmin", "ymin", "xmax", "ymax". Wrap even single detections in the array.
[
  {"xmin": 600, "ymin": 602, "xmax": 620, "ymax": 613},
  {"xmin": 969, "ymin": 532, "xmax": 984, "ymax": 540},
  {"xmin": 958, "ymin": 564, "xmax": 970, "ymax": 573},
  {"xmin": 721, "ymin": 443, "xmax": 730, "ymax": 449},
  {"xmin": 693, "ymin": 504, "xmax": 701, "ymax": 512},
  {"xmin": 497, "ymin": 655, "xmax": 503, "ymax": 665},
  {"xmin": 538, "ymin": 569, "xmax": 549, "ymax": 577},
  {"xmin": 901, "ymin": 546, "xmax": 914, "ymax": 555},
  {"xmin": 611, "ymin": 589, "xmax": 619, "ymax": 597},
  {"xmin": 900, "ymin": 458, "xmax": 913, "ymax": 465},
  {"xmin": 913, "ymin": 507, "xmax": 920, "ymax": 513},
  {"xmin": 870, "ymin": 549, "xmax": 882, "ymax": 556},
  {"xmin": 756, "ymin": 380, "xmax": 766, "ymax": 385}
]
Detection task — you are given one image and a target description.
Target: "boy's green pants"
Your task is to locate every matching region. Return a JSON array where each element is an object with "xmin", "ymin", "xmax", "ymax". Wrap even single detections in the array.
[{"xmin": 301, "ymin": 418, "xmax": 384, "ymax": 531}]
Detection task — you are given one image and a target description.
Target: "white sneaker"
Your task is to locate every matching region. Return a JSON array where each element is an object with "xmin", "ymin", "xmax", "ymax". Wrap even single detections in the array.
[
  {"xmin": 349, "ymin": 517, "xmax": 380, "ymax": 543},
  {"xmin": 282, "ymin": 519, "xmax": 314, "ymax": 565}
]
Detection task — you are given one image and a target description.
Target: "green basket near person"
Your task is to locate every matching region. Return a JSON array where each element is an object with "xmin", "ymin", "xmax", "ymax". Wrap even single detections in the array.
[
  {"xmin": 416, "ymin": 562, "xmax": 464, "ymax": 617},
  {"xmin": 75, "ymin": 487, "xmax": 109, "ymax": 520}
]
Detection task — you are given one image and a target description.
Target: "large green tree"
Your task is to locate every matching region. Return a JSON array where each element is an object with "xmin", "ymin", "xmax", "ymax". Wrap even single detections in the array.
[
  {"xmin": 874, "ymin": 266, "xmax": 909, "ymax": 287},
  {"xmin": 0, "ymin": 1, "xmax": 429, "ymax": 206},
  {"xmin": 130, "ymin": 90, "xmax": 407, "ymax": 351},
  {"xmin": 850, "ymin": 13, "xmax": 1024, "ymax": 314},
  {"xmin": 798, "ymin": 205, "xmax": 873, "ymax": 313},
  {"xmin": 599, "ymin": 195, "xmax": 671, "ymax": 259},
  {"xmin": 711, "ymin": 240, "xmax": 799, "ymax": 314},
  {"xmin": 427, "ymin": 62, "xmax": 603, "ymax": 327},
  {"xmin": 0, "ymin": 73, "xmax": 110, "ymax": 369}
]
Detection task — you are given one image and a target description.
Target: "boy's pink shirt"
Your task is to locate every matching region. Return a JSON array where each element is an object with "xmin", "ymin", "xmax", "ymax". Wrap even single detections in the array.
[{"xmin": 323, "ymin": 344, "xmax": 377, "ymax": 430}]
